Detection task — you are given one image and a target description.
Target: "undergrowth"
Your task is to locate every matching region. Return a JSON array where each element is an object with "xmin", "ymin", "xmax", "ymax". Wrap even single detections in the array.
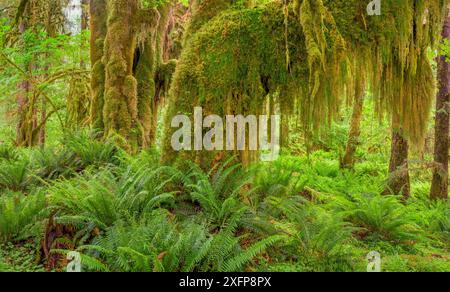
[{"xmin": 0, "ymin": 132, "xmax": 448, "ymax": 272}]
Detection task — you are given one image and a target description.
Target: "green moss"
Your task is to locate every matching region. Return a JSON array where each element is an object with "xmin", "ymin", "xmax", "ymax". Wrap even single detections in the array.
[
  {"xmin": 135, "ymin": 41, "xmax": 157, "ymax": 147},
  {"xmin": 102, "ymin": 0, "xmax": 139, "ymax": 151},
  {"xmin": 67, "ymin": 74, "xmax": 90, "ymax": 128},
  {"xmin": 324, "ymin": 0, "xmax": 446, "ymax": 145},
  {"xmin": 89, "ymin": 0, "xmax": 108, "ymax": 132},
  {"xmin": 90, "ymin": 59, "xmax": 106, "ymax": 130},
  {"xmin": 163, "ymin": 1, "xmax": 447, "ymax": 166}
]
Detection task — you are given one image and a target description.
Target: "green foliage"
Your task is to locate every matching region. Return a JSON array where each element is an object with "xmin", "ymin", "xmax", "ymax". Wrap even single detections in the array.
[
  {"xmin": 65, "ymin": 210, "xmax": 281, "ymax": 272},
  {"xmin": 0, "ymin": 191, "xmax": 46, "ymax": 242},
  {"xmin": 0, "ymin": 159, "xmax": 30, "ymax": 192},
  {"xmin": 62, "ymin": 131, "xmax": 121, "ymax": 169},
  {"xmin": 383, "ymin": 254, "xmax": 450, "ymax": 272},
  {"xmin": 269, "ymin": 196, "xmax": 357, "ymax": 270},
  {"xmin": 0, "ymin": 1, "xmax": 449, "ymax": 273},
  {"xmin": 186, "ymin": 159, "xmax": 251, "ymax": 229},
  {"xmin": 0, "ymin": 136, "xmax": 448, "ymax": 272},
  {"xmin": 439, "ymin": 39, "xmax": 450, "ymax": 62},
  {"xmin": 0, "ymin": 242, "xmax": 45, "ymax": 272},
  {"xmin": 0, "ymin": 144, "xmax": 19, "ymax": 161},
  {"xmin": 31, "ymin": 146, "xmax": 76, "ymax": 181},
  {"xmin": 332, "ymin": 194, "xmax": 423, "ymax": 243},
  {"xmin": 0, "ymin": 16, "xmax": 90, "ymax": 147},
  {"xmin": 408, "ymin": 184, "xmax": 450, "ymax": 243},
  {"xmin": 48, "ymin": 170, "xmax": 120, "ymax": 233},
  {"xmin": 47, "ymin": 159, "xmax": 177, "ymax": 242}
]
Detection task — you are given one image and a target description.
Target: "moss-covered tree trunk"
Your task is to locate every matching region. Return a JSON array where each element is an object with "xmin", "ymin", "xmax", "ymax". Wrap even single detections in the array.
[
  {"xmin": 135, "ymin": 4, "xmax": 172, "ymax": 148},
  {"xmin": 16, "ymin": 77, "xmax": 35, "ymax": 146},
  {"xmin": 67, "ymin": 0, "xmax": 90, "ymax": 129},
  {"xmin": 38, "ymin": 89, "xmax": 46, "ymax": 146},
  {"xmin": 89, "ymin": 0, "xmax": 107, "ymax": 132},
  {"xmin": 430, "ymin": 7, "xmax": 450, "ymax": 201},
  {"xmin": 386, "ymin": 122, "xmax": 410, "ymax": 200},
  {"xmin": 15, "ymin": 12, "xmax": 38, "ymax": 147},
  {"xmin": 341, "ymin": 80, "xmax": 365, "ymax": 169},
  {"xmin": 39, "ymin": 3, "xmax": 59, "ymax": 146},
  {"xmin": 89, "ymin": 0, "xmax": 174, "ymax": 149},
  {"xmin": 135, "ymin": 41, "xmax": 156, "ymax": 148},
  {"xmin": 102, "ymin": 0, "xmax": 140, "ymax": 149},
  {"xmin": 280, "ymin": 117, "xmax": 289, "ymax": 148}
]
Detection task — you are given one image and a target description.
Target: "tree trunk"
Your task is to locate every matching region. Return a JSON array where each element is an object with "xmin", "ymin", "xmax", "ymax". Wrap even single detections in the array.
[
  {"xmin": 39, "ymin": 3, "xmax": 58, "ymax": 147},
  {"xmin": 81, "ymin": 0, "xmax": 89, "ymax": 32},
  {"xmin": 16, "ymin": 16, "xmax": 38, "ymax": 147},
  {"xmin": 67, "ymin": 0, "xmax": 90, "ymax": 128},
  {"xmin": 386, "ymin": 122, "xmax": 410, "ymax": 199},
  {"xmin": 135, "ymin": 40, "xmax": 156, "ymax": 148},
  {"xmin": 280, "ymin": 112, "xmax": 289, "ymax": 150},
  {"xmin": 89, "ymin": 0, "xmax": 107, "ymax": 132},
  {"xmin": 38, "ymin": 94, "xmax": 46, "ymax": 146},
  {"xmin": 16, "ymin": 78, "xmax": 32, "ymax": 145},
  {"xmin": 135, "ymin": 4, "xmax": 171, "ymax": 148},
  {"xmin": 341, "ymin": 80, "xmax": 365, "ymax": 169},
  {"xmin": 102, "ymin": 0, "xmax": 139, "ymax": 149},
  {"xmin": 430, "ymin": 7, "xmax": 450, "ymax": 201},
  {"xmin": 80, "ymin": 0, "xmax": 89, "ymax": 69}
]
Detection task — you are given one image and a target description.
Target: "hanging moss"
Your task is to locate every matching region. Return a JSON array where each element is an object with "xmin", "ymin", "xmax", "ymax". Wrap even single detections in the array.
[
  {"xmin": 135, "ymin": 41, "xmax": 157, "ymax": 147},
  {"xmin": 134, "ymin": 3, "xmax": 176, "ymax": 148},
  {"xmin": 162, "ymin": 0, "xmax": 447, "ymax": 166},
  {"xmin": 295, "ymin": 0, "xmax": 348, "ymax": 135},
  {"xmin": 67, "ymin": 73, "xmax": 91, "ymax": 128},
  {"xmin": 324, "ymin": 0, "xmax": 446, "ymax": 146},
  {"xmin": 183, "ymin": 0, "xmax": 235, "ymax": 44},
  {"xmin": 163, "ymin": 2, "xmax": 307, "ymax": 166}
]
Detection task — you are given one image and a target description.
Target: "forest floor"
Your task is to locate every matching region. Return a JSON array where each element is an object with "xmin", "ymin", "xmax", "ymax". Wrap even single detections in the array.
[{"xmin": 0, "ymin": 127, "xmax": 448, "ymax": 272}]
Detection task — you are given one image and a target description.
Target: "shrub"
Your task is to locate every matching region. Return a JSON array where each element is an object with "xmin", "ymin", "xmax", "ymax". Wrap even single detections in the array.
[
  {"xmin": 0, "ymin": 191, "xmax": 47, "ymax": 242},
  {"xmin": 63, "ymin": 131, "xmax": 121, "ymax": 169},
  {"xmin": 332, "ymin": 194, "xmax": 424, "ymax": 243},
  {"xmin": 0, "ymin": 144, "xmax": 19, "ymax": 161},
  {"xmin": 0, "ymin": 159, "xmax": 31, "ymax": 192},
  {"xmin": 65, "ymin": 210, "xmax": 282, "ymax": 272},
  {"xmin": 268, "ymin": 196, "xmax": 357, "ymax": 271},
  {"xmin": 187, "ymin": 159, "xmax": 251, "ymax": 229}
]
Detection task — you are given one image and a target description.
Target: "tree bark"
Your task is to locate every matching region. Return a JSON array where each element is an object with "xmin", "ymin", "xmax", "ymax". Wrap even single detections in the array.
[
  {"xmin": 102, "ymin": 0, "xmax": 139, "ymax": 149},
  {"xmin": 15, "ymin": 12, "xmax": 38, "ymax": 147},
  {"xmin": 135, "ymin": 4, "xmax": 172, "ymax": 148},
  {"xmin": 430, "ymin": 7, "xmax": 450, "ymax": 201},
  {"xmin": 67, "ymin": 0, "xmax": 90, "ymax": 129},
  {"xmin": 135, "ymin": 40, "xmax": 156, "ymax": 148},
  {"xmin": 341, "ymin": 80, "xmax": 365, "ymax": 169},
  {"xmin": 39, "ymin": 3, "xmax": 58, "ymax": 146},
  {"xmin": 386, "ymin": 121, "xmax": 410, "ymax": 199},
  {"xmin": 81, "ymin": 0, "xmax": 89, "ymax": 32},
  {"xmin": 38, "ymin": 92, "xmax": 46, "ymax": 146},
  {"xmin": 280, "ymin": 111, "xmax": 289, "ymax": 150},
  {"xmin": 89, "ymin": 0, "xmax": 107, "ymax": 132}
]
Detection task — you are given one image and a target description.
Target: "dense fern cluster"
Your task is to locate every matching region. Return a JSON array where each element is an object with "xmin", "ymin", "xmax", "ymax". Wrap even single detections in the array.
[{"xmin": 0, "ymin": 131, "xmax": 448, "ymax": 272}]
